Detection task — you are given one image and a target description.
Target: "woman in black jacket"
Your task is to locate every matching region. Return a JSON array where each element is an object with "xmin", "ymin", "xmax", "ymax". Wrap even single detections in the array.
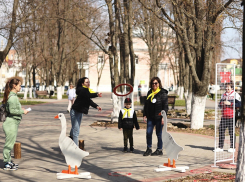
[
  {"xmin": 143, "ymin": 77, "xmax": 168, "ymax": 156},
  {"xmin": 70, "ymin": 77, "xmax": 102, "ymax": 145}
]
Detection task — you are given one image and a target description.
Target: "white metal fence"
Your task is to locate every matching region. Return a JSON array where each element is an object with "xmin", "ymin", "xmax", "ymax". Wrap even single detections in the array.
[{"xmin": 214, "ymin": 63, "xmax": 236, "ymax": 167}]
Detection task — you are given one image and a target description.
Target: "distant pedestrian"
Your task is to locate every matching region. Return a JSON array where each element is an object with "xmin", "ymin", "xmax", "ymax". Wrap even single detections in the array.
[
  {"xmin": 138, "ymin": 84, "xmax": 142, "ymax": 97},
  {"xmin": 209, "ymin": 83, "xmax": 215, "ymax": 100},
  {"xmin": 118, "ymin": 98, "xmax": 139, "ymax": 153},
  {"xmin": 70, "ymin": 77, "xmax": 102, "ymax": 145},
  {"xmin": 2, "ymin": 77, "xmax": 29, "ymax": 170},
  {"xmin": 66, "ymin": 84, "xmax": 76, "ymax": 113},
  {"xmin": 143, "ymin": 77, "xmax": 168, "ymax": 156},
  {"xmin": 170, "ymin": 83, "xmax": 173, "ymax": 91}
]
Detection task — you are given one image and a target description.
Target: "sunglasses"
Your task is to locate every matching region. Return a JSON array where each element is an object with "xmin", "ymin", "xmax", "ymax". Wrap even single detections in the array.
[{"xmin": 152, "ymin": 82, "xmax": 158, "ymax": 85}]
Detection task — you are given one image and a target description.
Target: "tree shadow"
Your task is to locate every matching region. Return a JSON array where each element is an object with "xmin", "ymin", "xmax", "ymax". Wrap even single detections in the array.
[
  {"xmin": 101, "ymin": 146, "xmax": 144, "ymax": 155},
  {"xmin": 0, "ymin": 159, "xmax": 4, "ymax": 168},
  {"xmin": 185, "ymin": 145, "xmax": 213, "ymax": 151}
]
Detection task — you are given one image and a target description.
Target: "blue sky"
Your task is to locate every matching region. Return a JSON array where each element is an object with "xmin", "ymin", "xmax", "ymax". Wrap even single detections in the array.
[{"xmin": 221, "ymin": 18, "xmax": 242, "ymax": 61}]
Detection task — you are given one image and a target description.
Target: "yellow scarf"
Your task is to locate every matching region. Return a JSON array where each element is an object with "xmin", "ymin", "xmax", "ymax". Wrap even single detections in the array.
[
  {"xmin": 83, "ymin": 86, "xmax": 96, "ymax": 93},
  {"xmin": 147, "ymin": 87, "xmax": 161, "ymax": 102},
  {"xmin": 122, "ymin": 108, "xmax": 131, "ymax": 119}
]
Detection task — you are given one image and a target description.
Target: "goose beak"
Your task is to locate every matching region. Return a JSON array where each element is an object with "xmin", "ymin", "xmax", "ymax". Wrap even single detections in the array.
[
  {"xmin": 54, "ymin": 115, "xmax": 59, "ymax": 119},
  {"xmin": 158, "ymin": 112, "xmax": 161, "ymax": 116}
]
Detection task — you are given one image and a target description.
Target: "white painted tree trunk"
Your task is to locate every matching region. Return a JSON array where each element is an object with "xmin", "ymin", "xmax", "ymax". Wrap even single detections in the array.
[
  {"xmin": 179, "ymin": 86, "xmax": 184, "ymax": 99},
  {"xmin": 49, "ymin": 85, "xmax": 52, "ymax": 92},
  {"xmin": 51, "ymin": 85, "xmax": 55, "ymax": 96},
  {"xmin": 61, "ymin": 86, "xmax": 65, "ymax": 95},
  {"xmin": 190, "ymin": 95, "xmax": 206, "ymax": 129},
  {"xmin": 47, "ymin": 86, "xmax": 50, "ymax": 93},
  {"xmin": 57, "ymin": 86, "xmax": 62, "ymax": 100},
  {"xmin": 177, "ymin": 87, "xmax": 180, "ymax": 96},
  {"xmin": 29, "ymin": 88, "xmax": 32, "ymax": 98},
  {"xmin": 111, "ymin": 94, "xmax": 121, "ymax": 123},
  {"xmin": 184, "ymin": 91, "xmax": 188, "ymax": 101},
  {"xmin": 24, "ymin": 87, "xmax": 28, "ymax": 99},
  {"xmin": 184, "ymin": 92, "xmax": 192, "ymax": 115}
]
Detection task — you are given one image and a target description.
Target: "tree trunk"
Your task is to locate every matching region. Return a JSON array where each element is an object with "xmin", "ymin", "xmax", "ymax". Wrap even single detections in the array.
[
  {"xmin": 236, "ymin": 122, "xmax": 245, "ymax": 181},
  {"xmin": 190, "ymin": 95, "xmax": 206, "ymax": 129},
  {"xmin": 128, "ymin": 0, "xmax": 135, "ymax": 87},
  {"xmin": 235, "ymin": 3, "xmax": 245, "ymax": 180},
  {"xmin": 0, "ymin": 0, "xmax": 19, "ymax": 66},
  {"xmin": 185, "ymin": 92, "xmax": 192, "ymax": 115}
]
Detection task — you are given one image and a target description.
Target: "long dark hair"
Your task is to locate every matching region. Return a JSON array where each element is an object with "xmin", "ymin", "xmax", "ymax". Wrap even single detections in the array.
[
  {"xmin": 76, "ymin": 77, "xmax": 88, "ymax": 89},
  {"xmin": 3, "ymin": 77, "xmax": 22, "ymax": 104},
  {"xmin": 149, "ymin": 77, "xmax": 163, "ymax": 89}
]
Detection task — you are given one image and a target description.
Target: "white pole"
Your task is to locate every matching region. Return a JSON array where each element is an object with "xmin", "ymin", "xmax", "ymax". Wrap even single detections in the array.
[{"xmin": 214, "ymin": 63, "xmax": 218, "ymax": 167}]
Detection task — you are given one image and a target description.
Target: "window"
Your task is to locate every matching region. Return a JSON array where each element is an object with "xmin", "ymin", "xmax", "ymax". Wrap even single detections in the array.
[
  {"xmin": 159, "ymin": 63, "xmax": 168, "ymax": 70},
  {"xmin": 98, "ymin": 55, "xmax": 104, "ymax": 69},
  {"xmin": 135, "ymin": 55, "xmax": 138, "ymax": 64},
  {"xmin": 98, "ymin": 55, "xmax": 104, "ymax": 64}
]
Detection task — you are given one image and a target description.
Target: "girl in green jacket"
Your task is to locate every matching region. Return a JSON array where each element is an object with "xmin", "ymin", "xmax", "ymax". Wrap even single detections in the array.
[{"xmin": 2, "ymin": 77, "xmax": 29, "ymax": 170}]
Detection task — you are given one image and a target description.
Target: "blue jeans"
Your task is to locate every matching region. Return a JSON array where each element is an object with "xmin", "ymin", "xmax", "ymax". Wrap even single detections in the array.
[
  {"xmin": 146, "ymin": 118, "xmax": 163, "ymax": 149},
  {"xmin": 70, "ymin": 108, "xmax": 83, "ymax": 145}
]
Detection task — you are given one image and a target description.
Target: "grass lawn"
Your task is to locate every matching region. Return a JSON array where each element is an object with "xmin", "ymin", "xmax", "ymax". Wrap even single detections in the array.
[
  {"xmin": 19, "ymin": 101, "xmax": 46, "ymax": 105},
  {"xmin": 174, "ymin": 99, "xmax": 185, "ymax": 106}
]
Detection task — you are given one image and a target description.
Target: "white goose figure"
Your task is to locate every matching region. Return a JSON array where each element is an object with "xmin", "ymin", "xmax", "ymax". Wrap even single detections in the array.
[
  {"xmin": 154, "ymin": 111, "xmax": 188, "ymax": 173},
  {"xmin": 161, "ymin": 110, "xmax": 183, "ymax": 160},
  {"xmin": 55, "ymin": 113, "xmax": 89, "ymax": 172}
]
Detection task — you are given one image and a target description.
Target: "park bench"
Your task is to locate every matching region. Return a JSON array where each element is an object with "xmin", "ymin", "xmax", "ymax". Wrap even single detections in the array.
[
  {"xmin": 36, "ymin": 90, "xmax": 49, "ymax": 98},
  {"xmin": 168, "ymin": 95, "xmax": 176, "ymax": 110}
]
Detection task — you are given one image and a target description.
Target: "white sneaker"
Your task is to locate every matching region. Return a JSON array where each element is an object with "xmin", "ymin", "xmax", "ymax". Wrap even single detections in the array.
[
  {"xmin": 228, "ymin": 148, "xmax": 235, "ymax": 153},
  {"xmin": 213, "ymin": 148, "xmax": 223, "ymax": 152}
]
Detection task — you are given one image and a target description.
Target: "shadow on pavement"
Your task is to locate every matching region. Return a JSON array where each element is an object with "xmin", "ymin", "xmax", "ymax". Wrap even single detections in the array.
[
  {"xmin": 101, "ymin": 146, "xmax": 144, "ymax": 155},
  {"xmin": 186, "ymin": 144, "xmax": 213, "ymax": 151}
]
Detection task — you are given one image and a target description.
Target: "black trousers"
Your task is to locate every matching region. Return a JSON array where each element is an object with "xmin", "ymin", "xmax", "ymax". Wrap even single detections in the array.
[
  {"xmin": 123, "ymin": 128, "xmax": 133, "ymax": 148},
  {"xmin": 219, "ymin": 117, "xmax": 234, "ymax": 148}
]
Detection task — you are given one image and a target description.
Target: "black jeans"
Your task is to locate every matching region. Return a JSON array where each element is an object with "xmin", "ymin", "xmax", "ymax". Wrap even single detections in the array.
[
  {"xmin": 123, "ymin": 128, "xmax": 133, "ymax": 148},
  {"xmin": 219, "ymin": 117, "xmax": 234, "ymax": 148}
]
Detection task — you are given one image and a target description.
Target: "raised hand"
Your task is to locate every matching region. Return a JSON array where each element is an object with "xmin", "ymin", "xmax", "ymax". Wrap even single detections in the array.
[{"xmin": 97, "ymin": 93, "xmax": 102, "ymax": 97}]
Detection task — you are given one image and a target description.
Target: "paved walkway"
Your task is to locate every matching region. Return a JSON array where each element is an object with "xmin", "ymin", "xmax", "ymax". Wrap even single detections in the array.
[{"xmin": 0, "ymin": 93, "xmax": 236, "ymax": 182}]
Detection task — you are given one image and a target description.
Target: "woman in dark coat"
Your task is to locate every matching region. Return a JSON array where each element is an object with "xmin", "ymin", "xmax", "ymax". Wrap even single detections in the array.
[
  {"xmin": 143, "ymin": 77, "xmax": 168, "ymax": 156},
  {"xmin": 70, "ymin": 77, "xmax": 102, "ymax": 145}
]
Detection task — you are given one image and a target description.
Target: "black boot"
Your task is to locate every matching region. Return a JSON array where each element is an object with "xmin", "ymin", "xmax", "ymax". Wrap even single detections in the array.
[
  {"xmin": 143, "ymin": 148, "xmax": 152, "ymax": 156},
  {"xmin": 151, "ymin": 149, "xmax": 163, "ymax": 156},
  {"xmin": 123, "ymin": 147, "xmax": 128, "ymax": 153},
  {"xmin": 130, "ymin": 147, "xmax": 134, "ymax": 153}
]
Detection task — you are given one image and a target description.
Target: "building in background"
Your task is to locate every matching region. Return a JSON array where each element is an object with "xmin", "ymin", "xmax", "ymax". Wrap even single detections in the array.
[
  {"xmin": 88, "ymin": 37, "xmax": 177, "ymax": 93},
  {"xmin": 0, "ymin": 44, "xmax": 26, "ymax": 91}
]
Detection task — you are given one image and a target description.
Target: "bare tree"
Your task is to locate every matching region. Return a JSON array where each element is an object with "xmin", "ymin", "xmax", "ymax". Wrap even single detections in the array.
[
  {"xmin": 139, "ymin": 0, "xmax": 237, "ymax": 129},
  {"xmin": 0, "ymin": 0, "xmax": 19, "ymax": 66},
  {"xmin": 135, "ymin": 0, "xmax": 173, "ymax": 82}
]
